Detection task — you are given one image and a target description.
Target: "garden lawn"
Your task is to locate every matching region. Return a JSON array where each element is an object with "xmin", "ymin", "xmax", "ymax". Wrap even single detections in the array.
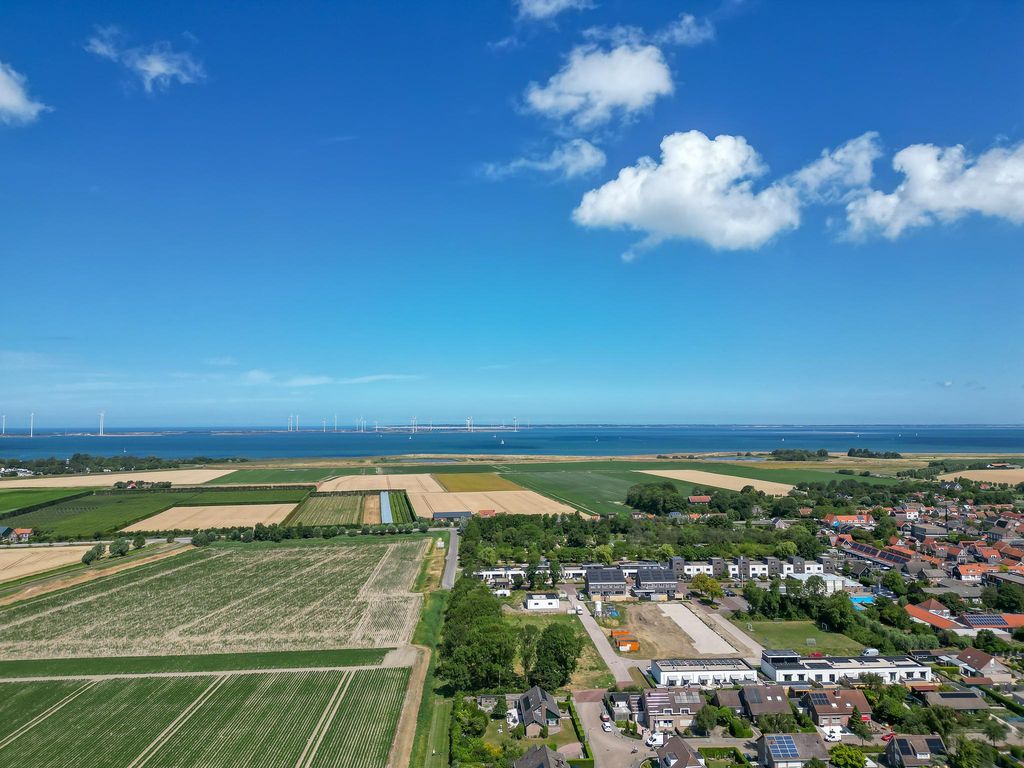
[{"xmin": 735, "ymin": 619, "xmax": 864, "ymax": 655}]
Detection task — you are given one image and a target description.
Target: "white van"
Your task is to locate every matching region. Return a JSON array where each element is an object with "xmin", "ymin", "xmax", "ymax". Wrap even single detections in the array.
[
  {"xmin": 861, "ymin": 648, "xmax": 879, "ymax": 657},
  {"xmin": 645, "ymin": 733, "xmax": 666, "ymax": 748}
]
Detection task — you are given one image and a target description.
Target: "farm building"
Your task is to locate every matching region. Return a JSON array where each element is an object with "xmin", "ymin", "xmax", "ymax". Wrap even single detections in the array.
[{"xmin": 431, "ymin": 511, "xmax": 471, "ymax": 522}]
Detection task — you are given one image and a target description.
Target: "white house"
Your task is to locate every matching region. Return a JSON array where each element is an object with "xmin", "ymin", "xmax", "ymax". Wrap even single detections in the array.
[
  {"xmin": 525, "ymin": 593, "xmax": 560, "ymax": 611},
  {"xmin": 651, "ymin": 659, "xmax": 758, "ymax": 688},
  {"xmin": 760, "ymin": 650, "xmax": 932, "ymax": 685}
]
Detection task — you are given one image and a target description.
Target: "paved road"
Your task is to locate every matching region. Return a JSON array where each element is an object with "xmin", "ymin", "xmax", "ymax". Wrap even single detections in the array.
[
  {"xmin": 566, "ymin": 587, "xmax": 633, "ymax": 687},
  {"xmin": 576, "ymin": 701, "xmax": 653, "ymax": 768},
  {"xmin": 441, "ymin": 529, "xmax": 459, "ymax": 589}
]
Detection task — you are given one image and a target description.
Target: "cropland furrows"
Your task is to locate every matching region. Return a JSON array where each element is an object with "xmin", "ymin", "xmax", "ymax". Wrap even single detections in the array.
[
  {"xmin": 0, "ymin": 488, "xmax": 310, "ymax": 538},
  {"xmin": 289, "ymin": 494, "xmax": 365, "ymax": 526},
  {"xmin": 0, "ymin": 669, "xmax": 409, "ymax": 768},
  {"xmin": 0, "ymin": 540, "xmax": 427, "ymax": 659}
]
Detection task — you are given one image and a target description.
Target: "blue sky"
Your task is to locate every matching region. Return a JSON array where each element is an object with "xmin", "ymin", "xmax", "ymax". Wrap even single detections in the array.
[{"xmin": 1, "ymin": 0, "xmax": 1022, "ymax": 427}]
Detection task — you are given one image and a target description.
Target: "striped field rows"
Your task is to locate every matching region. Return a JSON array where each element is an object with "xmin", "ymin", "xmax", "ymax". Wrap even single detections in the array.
[{"xmin": 0, "ymin": 668, "xmax": 409, "ymax": 768}]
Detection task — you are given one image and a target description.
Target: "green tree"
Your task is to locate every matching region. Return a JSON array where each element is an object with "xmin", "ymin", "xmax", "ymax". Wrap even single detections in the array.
[
  {"xmin": 108, "ymin": 537, "xmax": 130, "ymax": 557},
  {"xmin": 131, "ymin": 534, "xmax": 146, "ymax": 550},
  {"xmin": 594, "ymin": 545, "xmax": 613, "ymax": 565},
  {"xmin": 829, "ymin": 744, "xmax": 865, "ymax": 768},
  {"xmin": 846, "ymin": 706, "xmax": 871, "ymax": 742},
  {"xmin": 982, "ymin": 716, "xmax": 1008, "ymax": 746},
  {"xmin": 520, "ymin": 624, "xmax": 541, "ymax": 675},
  {"xmin": 806, "ymin": 759, "xmax": 827, "ymax": 768},
  {"xmin": 696, "ymin": 704, "xmax": 719, "ymax": 735},
  {"xmin": 690, "ymin": 573, "xmax": 724, "ymax": 601},
  {"xmin": 949, "ymin": 736, "xmax": 983, "ymax": 768},
  {"xmin": 529, "ymin": 623, "xmax": 585, "ymax": 690}
]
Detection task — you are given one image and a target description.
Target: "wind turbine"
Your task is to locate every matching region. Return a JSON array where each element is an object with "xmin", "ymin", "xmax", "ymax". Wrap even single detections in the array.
[
  {"xmin": 1, "ymin": 414, "xmax": 5, "ymax": 436},
  {"xmin": 29, "ymin": 412, "xmax": 34, "ymax": 438},
  {"xmin": 99, "ymin": 411, "xmax": 105, "ymax": 437}
]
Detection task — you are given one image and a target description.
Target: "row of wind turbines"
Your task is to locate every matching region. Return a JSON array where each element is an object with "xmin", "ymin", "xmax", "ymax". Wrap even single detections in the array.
[{"xmin": 282, "ymin": 415, "xmax": 521, "ymax": 433}]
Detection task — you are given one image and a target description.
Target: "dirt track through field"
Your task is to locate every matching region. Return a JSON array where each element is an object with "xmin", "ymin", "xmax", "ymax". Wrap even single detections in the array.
[
  {"xmin": 636, "ymin": 469, "xmax": 795, "ymax": 495},
  {"xmin": 0, "ymin": 469, "xmax": 233, "ymax": 489}
]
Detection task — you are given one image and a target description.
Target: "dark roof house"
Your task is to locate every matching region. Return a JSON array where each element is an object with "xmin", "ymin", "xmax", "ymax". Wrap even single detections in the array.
[
  {"xmin": 757, "ymin": 733, "xmax": 829, "ymax": 768},
  {"xmin": 518, "ymin": 686, "xmax": 561, "ymax": 732},
  {"xmin": 656, "ymin": 736, "xmax": 703, "ymax": 768},
  {"xmin": 514, "ymin": 746, "xmax": 570, "ymax": 768},
  {"xmin": 886, "ymin": 734, "xmax": 946, "ymax": 768},
  {"xmin": 740, "ymin": 685, "xmax": 790, "ymax": 718}
]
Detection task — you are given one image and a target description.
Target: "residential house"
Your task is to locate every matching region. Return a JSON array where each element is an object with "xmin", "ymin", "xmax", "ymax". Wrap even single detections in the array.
[
  {"xmin": 517, "ymin": 687, "xmax": 561, "ymax": 738},
  {"xmin": 524, "ymin": 593, "xmax": 559, "ymax": 611},
  {"xmin": 655, "ymin": 737, "xmax": 704, "ymax": 768},
  {"xmin": 760, "ymin": 650, "xmax": 932, "ymax": 685},
  {"xmin": 513, "ymin": 746, "xmax": 570, "ymax": 768},
  {"xmin": 756, "ymin": 733, "xmax": 829, "ymax": 768},
  {"xmin": 634, "ymin": 567, "xmax": 678, "ymax": 600},
  {"xmin": 734, "ymin": 685, "xmax": 788, "ymax": 720},
  {"xmin": 801, "ymin": 689, "xmax": 871, "ymax": 733},
  {"xmin": 651, "ymin": 659, "xmax": 758, "ymax": 688},
  {"xmin": 922, "ymin": 691, "xmax": 988, "ymax": 713},
  {"xmin": 886, "ymin": 735, "xmax": 946, "ymax": 768},
  {"xmin": 11, "ymin": 528, "xmax": 31, "ymax": 542},
  {"xmin": 0, "ymin": 526, "xmax": 12, "ymax": 541},
  {"xmin": 957, "ymin": 648, "xmax": 1014, "ymax": 684},
  {"xmin": 712, "ymin": 689, "xmax": 742, "ymax": 715},
  {"xmin": 584, "ymin": 567, "xmax": 628, "ymax": 600},
  {"xmin": 688, "ymin": 495, "xmax": 711, "ymax": 505},
  {"xmin": 640, "ymin": 688, "xmax": 706, "ymax": 732}
]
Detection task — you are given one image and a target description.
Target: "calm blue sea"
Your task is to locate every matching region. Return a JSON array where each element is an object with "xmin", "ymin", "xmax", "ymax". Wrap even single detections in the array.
[{"xmin": 0, "ymin": 425, "xmax": 1021, "ymax": 460}]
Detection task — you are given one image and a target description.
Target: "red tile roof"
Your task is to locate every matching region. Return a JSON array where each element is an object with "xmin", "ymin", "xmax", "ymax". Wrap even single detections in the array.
[{"xmin": 905, "ymin": 604, "xmax": 962, "ymax": 630}]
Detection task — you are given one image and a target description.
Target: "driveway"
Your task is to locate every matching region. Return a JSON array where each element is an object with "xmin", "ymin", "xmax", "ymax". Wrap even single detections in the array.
[
  {"xmin": 441, "ymin": 528, "xmax": 459, "ymax": 589},
  {"xmin": 564, "ymin": 586, "xmax": 633, "ymax": 687},
  {"xmin": 575, "ymin": 701, "xmax": 653, "ymax": 768}
]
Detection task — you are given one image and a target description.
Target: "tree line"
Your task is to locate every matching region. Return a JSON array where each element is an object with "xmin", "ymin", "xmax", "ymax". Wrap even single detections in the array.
[{"xmin": 0, "ymin": 453, "xmax": 248, "ymax": 477}]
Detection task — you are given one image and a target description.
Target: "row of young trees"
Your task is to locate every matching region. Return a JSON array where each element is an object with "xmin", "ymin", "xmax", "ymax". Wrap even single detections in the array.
[
  {"xmin": 80, "ymin": 535, "xmax": 146, "ymax": 564},
  {"xmin": 438, "ymin": 579, "xmax": 584, "ymax": 693}
]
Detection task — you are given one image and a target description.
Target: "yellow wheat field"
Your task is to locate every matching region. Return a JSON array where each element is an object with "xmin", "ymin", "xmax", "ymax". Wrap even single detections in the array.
[
  {"xmin": 0, "ymin": 469, "xmax": 234, "ymax": 489},
  {"xmin": 122, "ymin": 503, "xmax": 297, "ymax": 532},
  {"xmin": 0, "ymin": 547, "xmax": 94, "ymax": 583},
  {"xmin": 407, "ymin": 490, "xmax": 574, "ymax": 516},
  {"xmin": 317, "ymin": 473, "xmax": 445, "ymax": 493},
  {"xmin": 636, "ymin": 469, "xmax": 795, "ymax": 496}
]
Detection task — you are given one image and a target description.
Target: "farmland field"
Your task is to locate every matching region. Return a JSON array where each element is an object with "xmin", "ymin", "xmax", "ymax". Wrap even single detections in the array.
[
  {"xmin": 318, "ymin": 473, "xmax": 445, "ymax": 493},
  {"xmin": 122, "ymin": 503, "xmax": 296, "ymax": 532},
  {"xmin": 389, "ymin": 490, "xmax": 414, "ymax": 523},
  {"xmin": 407, "ymin": 490, "xmax": 574, "ymax": 517},
  {"xmin": 288, "ymin": 494, "xmax": 364, "ymax": 525},
  {"xmin": 0, "ymin": 488, "xmax": 88, "ymax": 516},
  {"xmin": 0, "ymin": 667, "xmax": 409, "ymax": 768},
  {"xmin": 436, "ymin": 473, "xmax": 524, "ymax": 492},
  {"xmin": 637, "ymin": 469, "xmax": 794, "ymax": 495},
  {"xmin": 0, "ymin": 488, "xmax": 310, "ymax": 538},
  {"xmin": 0, "ymin": 469, "xmax": 234, "ymax": 488},
  {"xmin": 0, "ymin": 538, "xmax": 428, "ymax": 659},
  {"xmin": 0, "ymin": 547, "xmax": 93, "ymax": 584},
  {"xmin": 504, "ymin": 469, "xmax": 695, "ymax": 516},
  {"xmin": 205, "ymin": 468, "xmax": 345, "ymax": 484}
]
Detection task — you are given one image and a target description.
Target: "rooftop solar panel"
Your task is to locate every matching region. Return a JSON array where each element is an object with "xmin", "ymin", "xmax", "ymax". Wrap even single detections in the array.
[
  {"xmin": 808, "ymin": 693, "xmax": 829, "ymax": 706},
  {"xmin": 746, "ymin": 688, "xmax": 763, "ymax": 704},
  {"xmin": 963, "ymin": 614, "xmax": 1008, "ymax": 627},
  {"xmin": 767, "ymin": 735, "xmax": 798, "ymax": 759}
]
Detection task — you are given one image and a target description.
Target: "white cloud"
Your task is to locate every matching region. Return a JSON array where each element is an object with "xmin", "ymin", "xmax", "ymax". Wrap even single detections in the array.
[
  {"xmin": 846, "ymin": 140, "xmax": 1024, "ymax": 238},
  {"xmin": 516, "ymin": 0, "xmax": 593, "ymax": 20},
  {"xmin": 484, "ymin": 139, "xmax": 606, "ymax": 179},
  {"xmin": 653, "ymin": 13, "xmax": 715, "ymax": 46},
  {"xmin": 284, "ymin": 375, "xmax": 332, "ymax": 387},
  {"xmin": 525, "ymin": 43, "xmax": 673, "ymax": 129},
  {"xmin": 0, "ymin": 62, "xmax": 49, "ymax": 125},
  {"xmin": 792, "ymin": 131, "xmax": 882, "ymax": 201},
  {"xmin": 86, "ymin": 26, "xmax": 205, "ymax": 93},
  {"xmin": 242, "ymin": 369, "xmax": 273, "ymax": 384},
  {"xmin": 573, "ymin": 130, "xmax": 801, "ymax": 255}
]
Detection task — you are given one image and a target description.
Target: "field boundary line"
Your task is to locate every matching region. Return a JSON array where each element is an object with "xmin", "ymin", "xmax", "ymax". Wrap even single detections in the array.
[
  {"xmin": 0, "ymin": 660, "xmax": 413, "ymax": 683},
  {"xmin": 294, "ymin": 671, "xmax": 354, "ymax": 768},
  {"xmin": 125, "ymin": 674, "xmax": 229, "ymax": 768},
  {"xmin": 0, "ymin": 679, "xmax": 99, "ymax": 749}
]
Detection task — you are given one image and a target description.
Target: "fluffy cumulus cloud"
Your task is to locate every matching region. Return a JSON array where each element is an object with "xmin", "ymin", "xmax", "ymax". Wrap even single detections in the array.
[
  {"xmin": 0, "ymin": 61, "xmax": 49, "ymax": 125},
  {"xmin": 516, "ymin": 0, "xmax": 592, "ymax": 20},
  {"xmin": 846, "ymin": 141, "xmax": 1024, "ymax": 238},
  {"xmin": 86, "ymin": 26, "xmax": 205, "ymax": 93},
  {"xmin": 792, "ymin": 131, "xmax": 881, "ymax": 201},
  {"xmin": 525, "ymin": 44, "xmax": 673, "ymax": 129},
  {"xmin": 573, "ymin": 130, "xmax": 801, "ymax": 255},
  {"xmin": 484, "ymin": 138, "xmax": 606, "ymax": 179}
]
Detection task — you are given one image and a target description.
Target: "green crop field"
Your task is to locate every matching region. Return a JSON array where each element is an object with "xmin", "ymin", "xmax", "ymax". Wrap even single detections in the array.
[
  {"xmin": 388, "ymin": 490, "xmax": 414, "ymax": 523},
  {"xmin": 0, "ymin": 488, "xmax": 309, "ymax": 538},
  {"xmin": 0, "ymin": 668, "xmax": 409, "ymax": 768},
  {"xmin": 0, "ymin": 488, "xmax": 88, "ymax": 516},
  {"xmin": 437, "ymin": 473, "xmax": 524, "ymax": 491},
  {"xmin": 736, "ymin": 619, "xmax": 864, "ymax": 655},
  {"xmin": 205, "ymin": 468, "xmax": 345, "ymax": 484},
  {"xmin": 0, "ymin": 539, "xmax": 426, "ymax": 659},
  {"xmin": 504, "ymin": 469, "xmax": 696, "ymax": 516},
  {"xmin": 289, "ymin": 494, "xmax": 365, "ymax": 525}
]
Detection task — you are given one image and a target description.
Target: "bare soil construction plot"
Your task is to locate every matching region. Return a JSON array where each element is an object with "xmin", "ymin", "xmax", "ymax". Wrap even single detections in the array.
[
  {"xmin": 0, "ymin": 539, "xmax": 427, "ymax": 659},
  {"xmin": 939, "ymin": 468, "xmax": 1024, "ymax": 484},
  {"xmin": 660, "ymin": 603, "xmax": 739, "ymax": 655},
  {"xmin": 122, "ymin": 504, "xmax": 296, "ymax": 532},
  {"xmin": 636, "ymin": 469, "xmax": 795, "ymax": 496},
  {"xmin": 615, "ymin": 603, "xmax": 701, "ymax": 658},
  {"xmin": 0, "ymin": 469, "xmax": 234, "ymax": 489},
  {"xmin": 407, "ymin": 490, "xmax": 574, "ymax": 516},
  {"xmin": 316, "ymin": 473, "xmax": 445, "ymax": 494},
  {"xmin": 0, "ymin": 548, "xmax": 93, "ymax": 584}
]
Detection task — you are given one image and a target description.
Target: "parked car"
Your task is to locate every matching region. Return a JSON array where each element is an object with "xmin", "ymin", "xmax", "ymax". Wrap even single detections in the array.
[
  {"xmin": 600, "ymin": 713, "xmax": 611, "ymax": 723},
  {"xmin": 602, "ymin": 722, "xmax": 614, "ymax": 733}
]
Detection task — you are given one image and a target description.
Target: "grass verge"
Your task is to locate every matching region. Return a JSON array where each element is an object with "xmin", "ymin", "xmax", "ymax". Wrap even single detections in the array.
[{"xmin": 410, "ymin": 589, "xmax": 450, "ymax": 768}]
